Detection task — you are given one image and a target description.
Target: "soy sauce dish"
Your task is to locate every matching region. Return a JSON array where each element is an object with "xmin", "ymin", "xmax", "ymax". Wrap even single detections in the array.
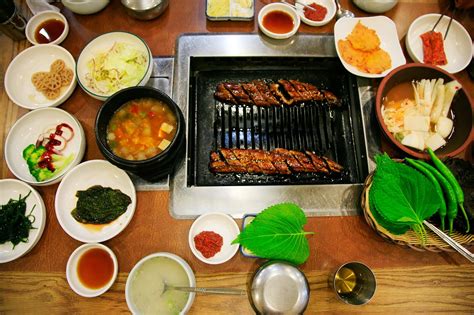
[
  {"xmin": 66, "ymin": 243, "xmax": 118, "ymax": 297},
  {"xmin": 258, "ymin": 3, "xmax": 300, "ymax": 40}
]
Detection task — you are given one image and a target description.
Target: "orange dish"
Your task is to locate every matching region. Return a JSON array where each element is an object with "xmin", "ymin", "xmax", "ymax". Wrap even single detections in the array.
[{"xmin": 338, "ymin": 21, "xmax": 391, "ymax": 74}]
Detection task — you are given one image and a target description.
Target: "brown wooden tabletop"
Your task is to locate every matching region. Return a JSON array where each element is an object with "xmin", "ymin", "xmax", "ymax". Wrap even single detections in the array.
[{"xmin": 1, "ymin": 0, "xmax": 473, "ymax": 313}]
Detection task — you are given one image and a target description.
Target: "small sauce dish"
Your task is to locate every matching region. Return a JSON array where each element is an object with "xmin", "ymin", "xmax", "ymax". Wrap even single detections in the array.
[
  {"xmin": 25, "ymin": 10, "xmax": 69, "ymax": 45},
  {"xmin": 66, "ymin": 243, "xmax": 118, "ymax": 297},
  {"xmin": 258, "ymin": 3, "xmax": 300, "ymax": 40}
]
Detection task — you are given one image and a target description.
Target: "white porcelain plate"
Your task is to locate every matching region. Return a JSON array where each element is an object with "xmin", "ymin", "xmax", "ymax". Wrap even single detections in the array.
[
  {"xmin": 55, "ymin": 160, "xmax": 136, "ymax": 243},
  {"xmin": 188, "ymin": 212, "xmax": 240, "ymax": 265},
  {"xmin": 334, "ymin": 16, "xmax": 406, "ymax": 78},
  {"xmin": 0, "ymin": 179, "xmax": 46, "ymax": 263}
]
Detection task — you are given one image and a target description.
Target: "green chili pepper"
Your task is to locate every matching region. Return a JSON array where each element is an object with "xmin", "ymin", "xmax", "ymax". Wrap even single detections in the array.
[
  {"xmin": 427, "ymin": 148, "xmax": 470, "ymax": 233},
  {"xmin": 416, "ymin": 160, "xmax": 457, "ymax": 235},
  {"xmin": 405, "ymin": 158, "xmax": 446, "ymax": 231}
]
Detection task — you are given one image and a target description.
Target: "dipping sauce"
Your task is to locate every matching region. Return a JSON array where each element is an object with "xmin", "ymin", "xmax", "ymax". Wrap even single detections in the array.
[
  {"xmin": 34, "ymin": 19, "xmax": 65, "ymax": 44},
  {"xmin": 129, "ymin": 256, "xmax": 190, "ymax": 315},
  {"xmin": 304, "ymin": 3, "xmax": 327, "ymax": 22},
  {"xmin": 262, "ymin": 10, "xmax": 294, "ymax": 34},
  {"xmin": 107, "ymin": 97, "xmax": 178, "ymax": 161},
  {"xmin": 194, "ymin": 231, "xmax": 223, "ymax": 258},
  {"xmin": 77, "ymin": 248, "xmax": 114, "ymax": 289}
]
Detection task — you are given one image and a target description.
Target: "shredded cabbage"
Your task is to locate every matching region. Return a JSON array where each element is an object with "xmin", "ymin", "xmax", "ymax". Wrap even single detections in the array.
[{"xmin": 85, "ymin": 42, "xmax": 148, "ymax": 95}]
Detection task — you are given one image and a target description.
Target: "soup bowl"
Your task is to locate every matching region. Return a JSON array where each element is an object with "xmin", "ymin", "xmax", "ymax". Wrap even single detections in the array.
[
  {"xmin": 375, "ymin": 63, "xmax": 473, "ymax": 159},
  {"xmin": 95, "ymin": 86, "xmax": 185, "ymax": 181}
]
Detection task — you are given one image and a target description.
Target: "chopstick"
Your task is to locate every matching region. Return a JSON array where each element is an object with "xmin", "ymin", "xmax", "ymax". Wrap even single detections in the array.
[
  {"xmin": 280, "ymin": 0, "xmax": 317, "ymax": 12},
  {"xmin": 295, "ymin": 1, "xmax": 317, "ymax": 12},
  {"xmin": 430, "ymin": 9, "xmax": 455, "ymax": 40}
]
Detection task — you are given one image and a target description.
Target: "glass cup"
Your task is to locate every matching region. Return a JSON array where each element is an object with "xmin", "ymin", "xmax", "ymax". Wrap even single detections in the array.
[
  {"xmin": 331, "ymin": 261, "xmax": 376, "ymax": 305},
  {"xmin": 0, "ymin": 0, "xmax": 27, "ymax": 40}
]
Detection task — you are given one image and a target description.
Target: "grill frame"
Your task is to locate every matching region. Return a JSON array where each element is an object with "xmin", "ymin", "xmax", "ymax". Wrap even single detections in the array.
[{"xmin": 170, "ymin": 33, "xmax": 374, "ymax": 219}]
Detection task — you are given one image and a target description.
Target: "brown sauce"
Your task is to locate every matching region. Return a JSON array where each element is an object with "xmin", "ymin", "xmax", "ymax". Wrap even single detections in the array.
[
  {"xmin": 383, "ymin": 81, "xmax": 414, "ymax": 104},
  {"xmin": 262, "ymin": 10, "xmax": 294, "ymax": 34},
  {"xmin": 34, "ymin": 19, "xmax": 65, "ymax": 44},
  {"xmin": 77, "ymin": 248, "xmax": 114, "ymax": 289}
]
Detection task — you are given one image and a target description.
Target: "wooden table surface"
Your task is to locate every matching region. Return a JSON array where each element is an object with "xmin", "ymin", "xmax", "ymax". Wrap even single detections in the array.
[{"xmin": 1, "ymin": 0, "xmax": 473, "ymax": 313}]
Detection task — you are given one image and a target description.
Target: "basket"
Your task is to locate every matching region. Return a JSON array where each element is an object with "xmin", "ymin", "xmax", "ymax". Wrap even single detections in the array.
[{"xmin": 361, "ymin": 173, "xmax": 474, "ymax": 252}]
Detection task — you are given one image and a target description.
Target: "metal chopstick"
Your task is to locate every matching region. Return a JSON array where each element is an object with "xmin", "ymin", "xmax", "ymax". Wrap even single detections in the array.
[
  {"xmin": 431, "ymin": 14, "xmax": 444, "ymax": 32},
  {"xmin": 281, "ymin": 0, "xmax": 316, "ymax": 12},
  {"xmin": 423, "ymin": 220, "xmax": 474, "ymax": 263},
  {"xmin": 444, "ymin": 8, "xmax": 456, "ymax": 40},
  {"xmin": 295, "ymin": 1, "xmax": 317, "ymax": 12}
]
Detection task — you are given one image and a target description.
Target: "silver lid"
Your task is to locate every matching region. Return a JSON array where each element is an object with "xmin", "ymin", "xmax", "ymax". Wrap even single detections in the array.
[{"xmin": 251, "ymin": 261, "xmax": 309, "ymax": 314}]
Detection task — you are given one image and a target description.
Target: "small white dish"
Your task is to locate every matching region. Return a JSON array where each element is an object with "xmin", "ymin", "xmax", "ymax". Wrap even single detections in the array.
[
  {"xmin": 126, "ymin": 252, "xmax": 196, "ymax": 314},
  {"xmin": 334, "ymin": 16, "xmax": 406, "ymax": 78},
  {"xmin": 66, "ymin": 243, "xmax": 118, "ymax": 297},
  {"xmin": 295, "ymin": 0, "xmax": 336, "ymax": 27},
  {"xmin": 25, "ymin": 10, "xmax": 69, "ymax": 45},
  {"xmin": 62, "ymin": 0, "xmax": 110, "ymax": 15},
  {"xmin": 76, "ymin": 31, "xmax": 152, "ymax": 101},
  {"xmin": 188, "ymin": 212, "xmax": 240, "ymax": 265},
  {"xmin": 55, "ymin": 160, "xmax": 136, "ymax": 243},
  {"xmin": 4, "ymin": 108, "xmax": 86, "ymax": 186},
  {"xmin": 406, "ymin": 14, "xmax": 472, "ymax": 74},
  {"xmin": 258, "ymin": 3, "xmax": 301, "ymax": 40},
  {"xmin": 0, "ymin": 179, "xmax": 46, "ymax": 264},
  {"xmin": 353, "ymin": 0, "xmax": 398, "ymax": 14},
  {"xmin": 4, "ymin": 45, "xmax": 77, "ymax": 110}
]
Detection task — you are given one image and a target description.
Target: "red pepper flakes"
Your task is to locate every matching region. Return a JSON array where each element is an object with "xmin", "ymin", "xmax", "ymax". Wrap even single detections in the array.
[
  {"xmin": 194, "ymin": 231, "xmax": 223, "ymax": 258},
  {"xmin": 304, "ymin": 3, "xmax": 327, "ymax": 22}
]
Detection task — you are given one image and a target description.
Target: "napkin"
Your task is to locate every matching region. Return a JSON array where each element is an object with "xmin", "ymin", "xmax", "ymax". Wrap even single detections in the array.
[{"xmin": 26, "ymin": 0, "xmax": 60, "ymax": 15}]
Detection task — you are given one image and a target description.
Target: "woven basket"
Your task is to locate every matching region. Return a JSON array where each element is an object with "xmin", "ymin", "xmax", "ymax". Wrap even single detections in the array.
[{"xmin": 361, "ymin": 173, "xmax": 474, "ymax": 252}]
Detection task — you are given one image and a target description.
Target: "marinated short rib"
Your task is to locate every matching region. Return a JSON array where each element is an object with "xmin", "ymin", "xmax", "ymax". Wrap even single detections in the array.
[
  {"xmin": 278, "ymin": 80, "xmax": 304, "ymax": 102},
  {"xmin": 322, "ymin": 90, "xmax": 341, "ymax": 107},
  {"xmin": 241, "ymin": 83, "xmax": 269, "ymax": 107},
  {"xmin": 209, "ymin": 148, "xmax": 343, "ymax": 175},
  {"xmin": 269, "ymin": 83, "xmax": 294, "ymax": 106},
  {"xmin": 300, "ymin": 82, "xmax": 324, "ymax": 101},
  {"xmin": 289, "ymin": 80, "xmax": 313, "ymax": 101},
  {"xmin": 253, "ymin": 80, "xmax": 280, "ymax": 106},
  {"xmin": 223, "ymin": 83, "xmax": 253, "ymax": 105},
  {"xmin": 214, "ymin": 83, "xmax": 237, "ymax": 104}
]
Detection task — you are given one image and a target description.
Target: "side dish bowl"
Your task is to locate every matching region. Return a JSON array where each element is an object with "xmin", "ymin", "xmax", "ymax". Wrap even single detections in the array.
[
  {"xmin": 406, "ymin": 14, "xmax": 472, "ymax": 74},
  {"xmin": 295, "ymin": 0, "xmax": 336, "ymax": 27},
  {"xmin": 76, "ymin": 31, "xmax": 152, "ymax": 101},
  {"xmin": 5, "ymin": 108, "xmax": 86, "ymax": 186},
  {"xmin": 61, "ymin": 0, "xmax": 110, "ymax": 15},
  {"xmin": 25, "ymin": 10, "xmax": 69, "ymax": 45},
  {"xmin": 95, "ymin": 86, "xmax": 185, "ymax": 182},
  {"xmin": 4, "ymin": 45, "xmax": 77, "ymax": 110},
  {"xmin": 0, "ymin": 179, "xmax": 46, "ymax": 264},
  {"xmin": 258, "ymin": 3, "xmax": 300, "ymax": 40},
  {"xmin": 375, "ymin": 63, "xmax": 473, "ymax": 159}
]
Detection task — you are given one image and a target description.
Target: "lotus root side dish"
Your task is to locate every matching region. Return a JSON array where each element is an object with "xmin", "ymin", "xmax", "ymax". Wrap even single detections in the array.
[
  {"xmin": 338, "ymin": 21, "xmax": 392, "ymax": 74},
  {"xmin": 31, "ymin": 59, "xmax": 73, "ymax": 100}
]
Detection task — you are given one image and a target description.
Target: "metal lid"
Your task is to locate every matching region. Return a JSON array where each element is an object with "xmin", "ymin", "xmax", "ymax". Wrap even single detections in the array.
[{"xmin": 251, "ymin": 261, "xmax": 309, "ymax": 314}]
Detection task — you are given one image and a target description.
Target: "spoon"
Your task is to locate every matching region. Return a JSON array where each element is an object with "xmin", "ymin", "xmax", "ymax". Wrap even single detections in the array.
[
  {"xmin": 335, "ymin": 0, "xmax": 355, "ymax": 20},
  {"xmin": 162, "ymin": 282, "xmax": 247, "ymax": 296}
]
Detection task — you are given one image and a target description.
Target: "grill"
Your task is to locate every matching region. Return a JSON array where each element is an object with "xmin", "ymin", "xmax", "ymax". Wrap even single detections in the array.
[{"xmin": 187, "ymin": 57, "xmax": 368, "ymax": 186}]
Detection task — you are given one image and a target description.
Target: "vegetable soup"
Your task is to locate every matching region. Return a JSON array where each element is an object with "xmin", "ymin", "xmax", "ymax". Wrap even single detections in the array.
[{"xmin": 107, "ymin": 98, "xmax": 177, "ymax": 160}]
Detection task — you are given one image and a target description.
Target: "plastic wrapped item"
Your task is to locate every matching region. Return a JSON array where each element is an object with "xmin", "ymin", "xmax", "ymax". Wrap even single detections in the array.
[
  {"xmin": 26, "ymin": 0, "xmax": 59, "ymax": 15},
  {"xmin": 206, "ymin": 0, "xmax": 254, "ymax": 21}
]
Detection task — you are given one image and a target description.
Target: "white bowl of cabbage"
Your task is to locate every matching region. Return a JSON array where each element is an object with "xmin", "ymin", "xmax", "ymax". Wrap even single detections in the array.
[
  {"xmin": 76, "ymin": 31, "xmax": 153, "ymax": 101},
  {"xmin": 376, "ymin": 63, "xmax": 473, "ymax": 159}
]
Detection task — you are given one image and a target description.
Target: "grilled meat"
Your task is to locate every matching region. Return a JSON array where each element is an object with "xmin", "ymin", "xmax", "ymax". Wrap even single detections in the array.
[
  {"xmin": 213, "ymin": 80, "xmax": 338, "ymax": 107},
  {"xmin": 210, "ymin": 148, "xmax": 342, "ymax": 175}
]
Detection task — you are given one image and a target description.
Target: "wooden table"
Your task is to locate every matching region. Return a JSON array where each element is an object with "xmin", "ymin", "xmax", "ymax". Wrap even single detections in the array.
[{"xmin": 1, "ymin": 0, "xmax": 473, "ymax": 313}]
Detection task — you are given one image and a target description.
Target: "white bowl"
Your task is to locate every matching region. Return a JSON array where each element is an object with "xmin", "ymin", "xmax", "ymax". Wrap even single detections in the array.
[
  {"xmin": 76, "ymin": 31, "xmax": 153, "ymax": 101},
  {"xmin": 25, "ymin": 10, "xmax": 69, "ymax": 45},
  {"xmin": 55, "ymin": 160, "xmax": 136, "ymax": 243},
  {"xmin": 5, "ymin": 108, "xmax": 86, "ymax": 186},
  {"xmin": 334, "ymin": 16, "xmax": 406, "ymax": 78},
  {"xmin": 406, "ymin": 14, "xmax": 472, "ymax": 74},
  {"xmin": 126, "ymin": 252, "xmax": 196, "ymax": 315},
  {"xmin": 66, "ymin": 243, "xmax": 118, "ymax": 297},
  {"xmin": 4, "ymin": 45, "xmax": 77, "ymax": 110},
  {"xmin": 295, "ymin": 0, "xmax": 336, "ymax": 27},
  {"xmin": 258, "ymin": 3, "xmax": 301, "ymax": 40},
  {"xmin": 188, "ymin": 212, "xmax": 240, "ymax": 265},
  {"xmin": 0, "ymin": 179, "xmax": 46, "ymax": 264},
  {"xmin": 353, "ymin": 0, "xmax": 398, "ymax": 14},
  {"xmin": 61, "ymin": 0, "xmax": 110, "ymax": 15}
]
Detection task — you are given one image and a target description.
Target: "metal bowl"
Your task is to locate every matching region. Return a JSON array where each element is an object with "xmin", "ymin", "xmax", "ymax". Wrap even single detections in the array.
[
  {"xmin": 121, "ymin": 0, "xmax": 169, "ymax": 20},
  {"xmin": 250, "ymin": 261, "xmax": 310, "ymax": 314}
]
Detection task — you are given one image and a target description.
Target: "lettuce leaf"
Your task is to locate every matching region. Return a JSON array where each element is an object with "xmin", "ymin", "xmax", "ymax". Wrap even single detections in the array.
[{"xmin": 232, "ymin": 203, "xmax": 314, "ymax": 265}]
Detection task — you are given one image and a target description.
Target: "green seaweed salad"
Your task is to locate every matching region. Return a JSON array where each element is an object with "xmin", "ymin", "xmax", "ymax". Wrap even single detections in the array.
[
  {"xmin": 0, "ymin": 191, "xmax": 36, "ymax": 248},
  {"xmin": 71, "ymin": 185, "xmax": 131, "ymax": 224}
]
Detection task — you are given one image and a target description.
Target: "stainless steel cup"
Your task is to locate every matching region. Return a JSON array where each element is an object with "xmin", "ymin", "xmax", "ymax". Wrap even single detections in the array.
[
  {"xmin": 332, "ymin": 261, "xmax": 376, "ymax": 305},
  {"xmin": 0, "ymin": 0, "xmax": 27, "ymax": 40}
]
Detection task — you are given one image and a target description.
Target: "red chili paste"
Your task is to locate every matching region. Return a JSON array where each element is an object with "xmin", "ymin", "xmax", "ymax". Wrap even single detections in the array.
[
  {"xmin": 304, "ymin": 3, "xmax": 327, "ymax": 22},
  {"xmin": 420, "ymin": 31, "xmax": 447, "ymax": 66},
  {"xmin": 194, "ymin": 231, "xmax": 223, "ymax": 258}
]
